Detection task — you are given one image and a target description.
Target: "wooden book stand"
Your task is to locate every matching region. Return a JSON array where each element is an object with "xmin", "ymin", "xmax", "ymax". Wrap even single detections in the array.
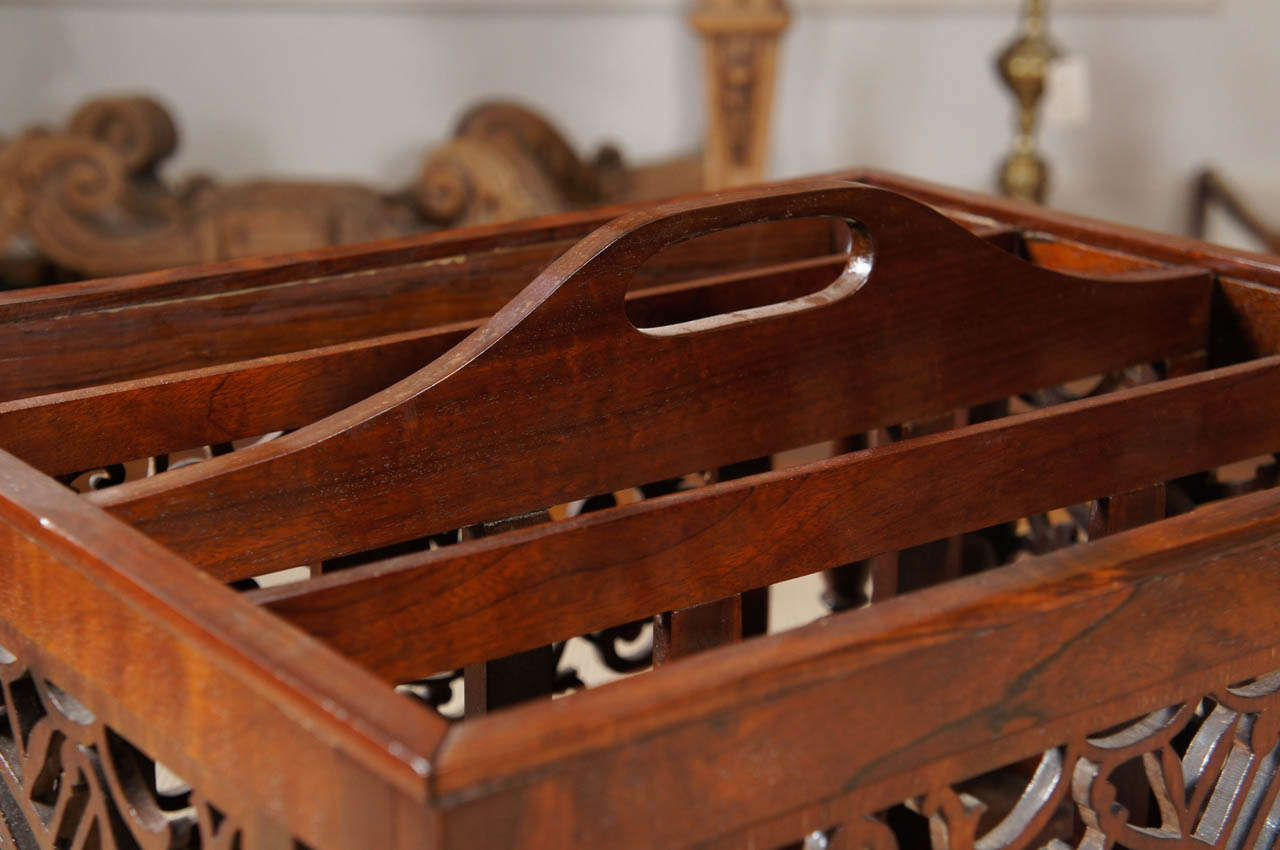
[{"xmin": 0, "ymin": 169, "xmax": 1278, "ymax": 850}]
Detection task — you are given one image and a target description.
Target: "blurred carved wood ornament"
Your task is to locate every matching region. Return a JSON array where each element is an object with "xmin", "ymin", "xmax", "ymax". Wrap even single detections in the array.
[
  {"xmin": 0, "ymin": 96, "xmax": 700, "ymax": 282},
  {"xmin": 691, "ymin": 0, "xmax": 790, "ymax": 189}
]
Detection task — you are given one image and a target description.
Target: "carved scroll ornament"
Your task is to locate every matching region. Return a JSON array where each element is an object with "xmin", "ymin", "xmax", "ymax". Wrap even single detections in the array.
[
  {"xmin": 0, "ymin": 96, "xmax": 697, "ymax": 281},
  {"xmin": 0, "ymin": 96, "xmax": 418, "ymax": 280},
  {"xmin": 767, "ymin": 670, "xmax": 1280, "ymax": 850}
]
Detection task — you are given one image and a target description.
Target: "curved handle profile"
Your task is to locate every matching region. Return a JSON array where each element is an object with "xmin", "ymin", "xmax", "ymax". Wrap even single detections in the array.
[{"xmin": 91, "ymin": 179, "xmax": 1215, "ymax": 580}]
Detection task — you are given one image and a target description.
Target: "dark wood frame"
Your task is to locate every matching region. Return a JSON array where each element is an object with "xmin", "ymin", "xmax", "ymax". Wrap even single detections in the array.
[
  {"xmin": 0, "ymin": 169, "xmax": 1279, "ymax": 849},
  {"xmin": 1190, "ymin": 167, "xmax": 1280, "ymax": 255}
]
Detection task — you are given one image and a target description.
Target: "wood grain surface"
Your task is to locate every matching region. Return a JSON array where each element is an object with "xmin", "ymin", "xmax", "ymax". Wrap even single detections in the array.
[
  {"xmin": 90, "ymin": 181, "xmax": 1213, "ymax": 579},
  {"xmin": 431, "ymin": 485, "xmax": 1280, "ymax": 848},
  {"xmin": 256, "ymin": 354, "xmax": 1280, "ymax": 679}
]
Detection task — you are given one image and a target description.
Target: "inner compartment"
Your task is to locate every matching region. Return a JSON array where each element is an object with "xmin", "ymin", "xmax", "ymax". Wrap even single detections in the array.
[{"xmin": 4, "ymin": 195, "xmax": 1280, "ymax": 727}]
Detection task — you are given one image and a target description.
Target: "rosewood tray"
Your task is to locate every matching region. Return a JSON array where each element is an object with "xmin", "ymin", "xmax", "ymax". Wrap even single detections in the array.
[{"xmin": 1, "ymin": 170, "xmax": 1278, "ymax": 850}]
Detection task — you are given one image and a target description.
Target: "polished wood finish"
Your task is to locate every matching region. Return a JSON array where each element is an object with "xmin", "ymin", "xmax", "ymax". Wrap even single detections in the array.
[
  {"xmin": 434, "ymin": 486, "xmax": 1280, "ymax": 848},
  {"xmin": 653, "ymin": 596, "xmax": 743, "ymax": 666},
  {"xmin": 460, "ymin": 510, "xmax": 557, "ymax": 716},
  {"xmin": 0, "ymin": 213, "xmax": 831, "ymax": 400},
  {"xmin": 0, "ymin": 224, "xmax": 1022, "ymax": 477},
  {"xmin": 0, "ymin": 448, "xmax": 441, "ymax": 850},
  {"xmin": 255, "ymin": 354, "xmax": 1280, "ymax": 678},
  {"xmin": 1, "ymin": 171, "xmax": 1279, "ymax": 850},
  {"xmin": 87, "ymin": 183, "xmax": 1211, "ymax": 579},
  {"xmin": 0, "ymin": 250, "xmax": 846, "ymax": 475},
  {"xmin": 855, "ymin": 167, "xmax": 1280, "ymax": 293}
]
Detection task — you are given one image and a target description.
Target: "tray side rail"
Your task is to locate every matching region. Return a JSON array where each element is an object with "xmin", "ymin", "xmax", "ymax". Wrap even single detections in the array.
[
  {"xmin": 431, "ymin": 485, "xmax": 1280, "ymax": 850},
  {"xmin": 0, "ymin": 206, "xmax": 834, "ymax": 401},
  {"xmin": 0, "ymin": 251, "xmax": 853, "ymax": 477},
  {"xmin": 0, "ymin": 449, "xmax": 445, "ymax": 850}
]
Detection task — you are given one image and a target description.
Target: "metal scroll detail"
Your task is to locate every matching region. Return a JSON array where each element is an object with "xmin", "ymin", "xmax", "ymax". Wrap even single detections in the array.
[
  {"xmin": 0, "ymin": 639, "xmax": 253, "ymax": 850},
  {"xmin": 771, "ymin": 670, "xmax": 1280, "ymax": 850}
]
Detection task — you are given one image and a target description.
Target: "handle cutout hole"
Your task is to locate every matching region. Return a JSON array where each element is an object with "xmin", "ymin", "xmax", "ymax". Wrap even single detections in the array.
[{"xmin": 625, "ymin": 216, "xmax": 871, "ymax": 333}]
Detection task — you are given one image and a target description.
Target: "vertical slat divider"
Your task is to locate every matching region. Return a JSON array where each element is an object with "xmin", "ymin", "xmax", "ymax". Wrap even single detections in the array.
[
  {"xmin": 1075, "ymin": 351, "xmax": 1206, "ymax": 832},
  {"xmin": 715, "ymin": 455, "xmax": 774, "ymax": 638},
  {"xmin": 825, "ymin": 409, "xmax": 969, "ymax": 610},
  {"xmin": 1078, "ymin": 481, "xmax": 1168, "ymax": 834},
  {"xmin": 462, "ymin": 510, "xmax": 555, "ymax": 716},
  {"xmin": 653, "ymin": 596, "xmax": 744, "ymax": 666},
  {"xmin": 823, "ymin": 429, "xmax": 893, "ymax": 611},
  {"xmin": 653, "ymin": 455, "xmax": 772, "ymax": 663},
  {"xmin": 1088, "ymin": 485, "xmax": 1168, "ymax": 540}
]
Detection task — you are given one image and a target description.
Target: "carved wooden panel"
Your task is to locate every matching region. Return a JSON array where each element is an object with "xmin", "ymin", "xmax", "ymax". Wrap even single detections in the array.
[
  {"xmin": 0, "ymin": 635, "xmax": 294, "ymax": 850},
  {"xmin": 760, "ymin": 669, "xmax": 1280, "ymax": 850}
]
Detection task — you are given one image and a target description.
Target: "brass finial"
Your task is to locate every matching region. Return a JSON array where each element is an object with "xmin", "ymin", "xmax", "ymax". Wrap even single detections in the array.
[{"xmin": 996, "ymin": 0, "xmax": 1059, "ymax": 203}]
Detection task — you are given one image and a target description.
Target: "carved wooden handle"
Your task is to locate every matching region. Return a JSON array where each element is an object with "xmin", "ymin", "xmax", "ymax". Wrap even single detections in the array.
[
  {"xmin": 601, "ymin": 181, "xmax": 872, "ymax": 328},
  {"xmin": 509, "ymin": 179, "xmax": 879, "ymax": 342},
  {"xmin": 92, "ymin": 179, "xmax": 1215, "ymax": 579}
]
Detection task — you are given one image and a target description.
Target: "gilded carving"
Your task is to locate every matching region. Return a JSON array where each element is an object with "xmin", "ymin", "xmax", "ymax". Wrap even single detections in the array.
[{"xmin": 691, "ymin": 0, "xmax": 790, "ymax": 190}]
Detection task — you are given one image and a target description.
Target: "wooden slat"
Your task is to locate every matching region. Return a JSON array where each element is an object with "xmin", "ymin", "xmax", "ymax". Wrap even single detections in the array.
[
  {"xmin": 1, "ymin": 228, "xmax": 1022, "ymax": 476},
  {"xmin": 1083, "ymin": 481, "xmax": 1168, "ymax": 832},
  {"xmin": 0, "ymin": 190, "xmax": 843, "ymax": 326},
  {"xmin": 1215, "ymin": 277, "xmax": 1280, "ymax": 362},
  {"xmin": 0, "ymin": 204, "xmax": 621, "ymax": 323},
  {"xmin": 91, "ymin": 182, "xmax": 1213, "ymax": 578},
  {"xmin": 1021, "ymin": 235, "xmax": 1164, "ymax": 275},
  {"xmin": 0, "ymin": 217, "xmax": 835, "ymax": 400},
  {"xmin": 0, "ymin": 254, "xmax": 846, "ymax": 475},
  {"xmin": 428, "ymin": 486, "xmax": 1280, "ymax": 849},
  {"xmin": 856, "ymin": 168, "xmax": 1280, "ymax": 288},
  {"xmin": 256, "ymin": 355, "xmax": 1280, "ymax": 680},
  {"xmin": 0, "ymin": 238, "xmax": 571, "ymax": 397},
  {"xmin": 1090, "ymin": 485, "xmax": 1167, "ymax": 539},
  {"xmin": 460, "ymin": 510, "xmax": 558, "ymax": 716}
]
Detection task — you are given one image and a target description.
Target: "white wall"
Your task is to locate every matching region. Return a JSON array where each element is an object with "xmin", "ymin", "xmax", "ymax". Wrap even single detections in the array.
[{"xmin": 1, "ymin": 0, "xmax": 1276, "ymax": 234}]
